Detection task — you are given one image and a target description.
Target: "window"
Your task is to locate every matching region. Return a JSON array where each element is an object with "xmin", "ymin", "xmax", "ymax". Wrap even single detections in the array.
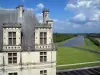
[
  {"xmin": 40, "ymin": 52, "xmax": 47, "ymax": 62},
  {"xmin": 40, "ymin": 32, "xmax": 47, "ymax": 44},
  {"xmin": 40, "ymin": 70, "xmax": 47, "ymax": 75},
  {"xmin": 8, "ymin": 53, "xmax": 17, "ymax": 64},
  {"xmin": 8, "ymin": 72, "xmax": 17, "ymax": 75},
  {"xmin": 8, "ymin": 32, "xmax": 16, "ymax": 45}
]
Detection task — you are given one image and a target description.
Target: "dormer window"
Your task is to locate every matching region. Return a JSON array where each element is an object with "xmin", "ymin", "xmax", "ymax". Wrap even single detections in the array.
[
  {"xmin": 3, "ymin": 23, "xmax": 22, "ymax": 51},
  {"xmin": 8, "ymin": 32, "xmax": 16, "ymax": 45},
  {"xmin": 40, "ymin": 32, "xmax": 47, "ymax": 44}
]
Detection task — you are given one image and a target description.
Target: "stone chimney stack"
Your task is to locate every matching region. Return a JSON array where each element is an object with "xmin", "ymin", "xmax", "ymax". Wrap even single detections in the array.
[
  {"xmin": 46, "ymin": 20, "xmax": 53, "ymax": 26},
  {"xmin": 16, "ymin": 5, "xmax": 24, "ymax": 18},
  {"xmin": 42, "ymin": 8, "xmax": 49, "ymax": 24}
]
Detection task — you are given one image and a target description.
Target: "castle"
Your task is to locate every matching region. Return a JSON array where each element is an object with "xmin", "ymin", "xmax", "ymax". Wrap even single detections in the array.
[{"xmin": 0, "ymin": 5, "xmax": 56, "ymax": 75}]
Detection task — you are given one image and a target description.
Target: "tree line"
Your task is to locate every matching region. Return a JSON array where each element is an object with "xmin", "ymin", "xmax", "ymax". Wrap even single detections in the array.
[
  {"xmin": 86, "ymin": 34, "xmax": 100, "ymax": 48},
  {"xmin": 53, "ymin": 33, "xmax": 77, "ymax": 43}
]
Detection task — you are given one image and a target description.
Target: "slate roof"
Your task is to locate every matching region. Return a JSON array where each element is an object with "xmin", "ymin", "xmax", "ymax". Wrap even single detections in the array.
[
  {"xmin": 0, "ymin": 8, "xmax": 39, "ymax": 51},
  {"xmin": 3, "ymin": 23, "xmax": 21, "ymax": 28}
]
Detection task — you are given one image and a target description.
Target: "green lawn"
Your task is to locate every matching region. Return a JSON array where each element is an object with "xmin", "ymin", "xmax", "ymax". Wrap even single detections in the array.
[
  {"xmin": 80, "ymin": 38, "xmax": 100, "ymax": 52},
  {"xmin": 57, "ymin": 47, "xmax": 100, "ymax": 69}
]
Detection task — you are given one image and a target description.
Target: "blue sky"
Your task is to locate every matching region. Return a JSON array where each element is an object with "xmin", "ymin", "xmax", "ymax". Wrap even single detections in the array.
[{"xmin": 0, "ymin": 0, "xmax": 100, "ymax": 33}]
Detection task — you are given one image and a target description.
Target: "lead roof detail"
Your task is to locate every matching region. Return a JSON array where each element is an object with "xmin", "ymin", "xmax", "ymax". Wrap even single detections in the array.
[{"xmin": 0, "ymin": 8, "xmax": 39, "ymax": 51}]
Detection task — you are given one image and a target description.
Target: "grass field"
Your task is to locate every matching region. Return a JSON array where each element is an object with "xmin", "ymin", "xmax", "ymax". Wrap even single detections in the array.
[
  {"xmin": 80, "ymin": 38, "xmax": 100, "ymax": 52},
  {"xmin": 57, "ymin": 46, "xmax": 100, "ymax": 69}
]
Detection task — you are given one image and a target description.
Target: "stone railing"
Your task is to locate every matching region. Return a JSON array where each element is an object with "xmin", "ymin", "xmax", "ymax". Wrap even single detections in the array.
[
  {"xmin": 35, "ymin": 43, "xmax": 56, "ymax": 50},
  {"xmin": 3, "ymin": 45, "xmax": 21, "ymax": 51}
]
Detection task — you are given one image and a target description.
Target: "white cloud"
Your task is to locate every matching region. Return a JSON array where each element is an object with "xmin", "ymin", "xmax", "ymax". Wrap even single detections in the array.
[
  {"xmin": 90, "ymin": 14, "xmax": 100, "ymax": 21},
  {"xmin": 72, "ymin": 24, "xmax": 80, "ymax": 28},
  {"xmin": 65, "ymin": 4, "xmax": 76, "ymax": 10},
  {"xmin": 36, "ymin": 13, "xmax": 42, "ymax": 17},
  {"xmin": 73, "ymin": 13, "xmax": 86, "ymax": 21},
  {"xmin": 36, "ymin": 13, "xmax": 43, "ymax": 23},
  {"xmin": 38, "ymin": 20, "xmax": 43, "ymax": 23},
  {"xmin": 34, "ymin": 3, "xmax": 44, "ymax": 11},
  {"xmin": 36, "ymin": 3, "xmax": 44, "ymax": 9},
  {"xmin": 65, "ymin": 0, "xmax": 92, "ymax": 11},
  {"xmin": 35, "ymin": 0, "xmax": 100, "ymax": 33},
  {"xmin": 36, "ymin": 14, "xmax": 58, "ymax": 23},
  {"xmin": 64, "ymin": 0, "xmax": 100, "ymax": 26},
  {"xmin": 52, "ymin": 19, "xmax": 58, "ymax": 22},
  {"xmin": 34, "ymin": 3, "xmax": 44, "ymax": 23},
  {"xmin": 77, "ymin": 0, "xmax": 92, "ymax": 8},
  {"xmin": 53, "ymin": 18, "xmax": 100, "ymax": 33}
]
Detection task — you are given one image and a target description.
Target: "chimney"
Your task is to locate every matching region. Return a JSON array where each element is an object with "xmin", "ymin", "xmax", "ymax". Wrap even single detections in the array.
[
  {"xmin": 42, "ymin": 8, "xmax": 49, "ymax": 24},
  {"xmin": 46, "ymin": 20, "xmax": 53, "ymax": 26},
  {"xmin": 16, "ymin": 5, "xmax": 24, "ymax": 18}
]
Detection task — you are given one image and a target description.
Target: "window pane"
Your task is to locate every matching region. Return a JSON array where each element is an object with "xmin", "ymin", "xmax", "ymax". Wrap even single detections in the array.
[
  {"xmin": 40, "ymin": 38, "xmax": 43, "ymax": 44},
  {"xmin": 8, "ymin": 73, "xmax": 17, "ymax": 75},
  {"xmin": 14, "ymin": 73, "xmax": 17, "ymax": 75},
  {"xmin": 40, "ymin": 71, "xmax": 43, "ymax": 74},
  {"xmin": 13, "ymin": 53, "xmax": 17, "ymax": 56},
  {"xmin": 44, "ymin": 56, "xmax": 47, "ymax": 62},
  {"xmin": 9, "ymin": 38, "xmax": 12, "ymax": 45},
  {"xmin": 40, "ymin": 32, "xmax": 47, "ymax": 44},
  {"xmin": 13, "ymin": 32, "xmax": 16, "ymax": 37},
  {"xmin": 8, "ymin": 53, "xmax": 12, "ymax": 56},
  {"xmin": 40, "ymin": 70, "xmax": 47, "ymax": 75},
  {"xmin": 8, "ymin": 32, "xmax": 12, "ymax": 37},
  {"xmin": 44, "ymin": 52, "xmax": 47, "ymax": 55},
  {"xmin": 40, "ymin": 52, "xmax": 43, "ymax": 55},
  {"xmin": 40, "ymin": 32, "xmax": 43, "ymax": 38},
  {"xmin": 40, "ymin": 56, "xmax": 43, "ymax": 62},
  {"xmin": 44, "ymin": 70, "xmax": 47, "ymax": 73},
  {"xmin": 8, "ymin": 53, "xmax": 17, "ymax": 64},
  {"xmin": 44, "ymin": 32, "xmax": 47, "ymax": 38},
  {"xmin": 13, "ymin": 60, "xmax": 17, "ymax": 63},
  {"xmin": 13, "ymin": 57, "xmax": 17, "ymax": 63},
  {"xmin": 8, "ymin": 57, "xmax": 12, "ymax": 64},
  {"xmin": 13, "ymin": 57, "xmax": 17, "ymax": 60},
  {"xmin": 9, "ymin": 73, "xmax": 12, "ymax": 75},
  {"xmin": 8, "ymin": 32, "xmax": 16, "ymax": 45},
  {"xmin": 13, "ymin": 38, "xmax": 16, "ymax": 45},
  {"xmin": 44, "ymin": 38, "xmax": 47, "ymax": 44},
  {"xmin": 8, "ymin": 58, "xmax": 12, "ymax": 60},
  {"xmin": 8, "ymin": 61, "xmax": 12, "ymax": 64}
]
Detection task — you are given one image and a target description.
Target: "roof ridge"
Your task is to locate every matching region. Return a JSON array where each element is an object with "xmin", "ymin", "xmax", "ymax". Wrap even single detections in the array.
[{"xmin": 0, "ymin": 8, "xmax": 16, "ymax": 10}]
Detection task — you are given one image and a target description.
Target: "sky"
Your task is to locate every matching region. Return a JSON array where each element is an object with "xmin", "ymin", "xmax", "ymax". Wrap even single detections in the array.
[{"xmin": 0, "ymin": 0, "xmax": 100, "ymax": 33}]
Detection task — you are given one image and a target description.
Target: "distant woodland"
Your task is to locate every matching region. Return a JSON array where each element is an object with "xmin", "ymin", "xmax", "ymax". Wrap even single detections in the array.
[
  {"xmin": 53, "ymin": 33, "xmax": 77, "ymax": 43},
  {"xmin": 53, "ymin": 33, "xmax": 100, "ymax": 48},
  {"xmin": 86, "ymin": 33, "xmax": 100, "ymax": 48}
]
